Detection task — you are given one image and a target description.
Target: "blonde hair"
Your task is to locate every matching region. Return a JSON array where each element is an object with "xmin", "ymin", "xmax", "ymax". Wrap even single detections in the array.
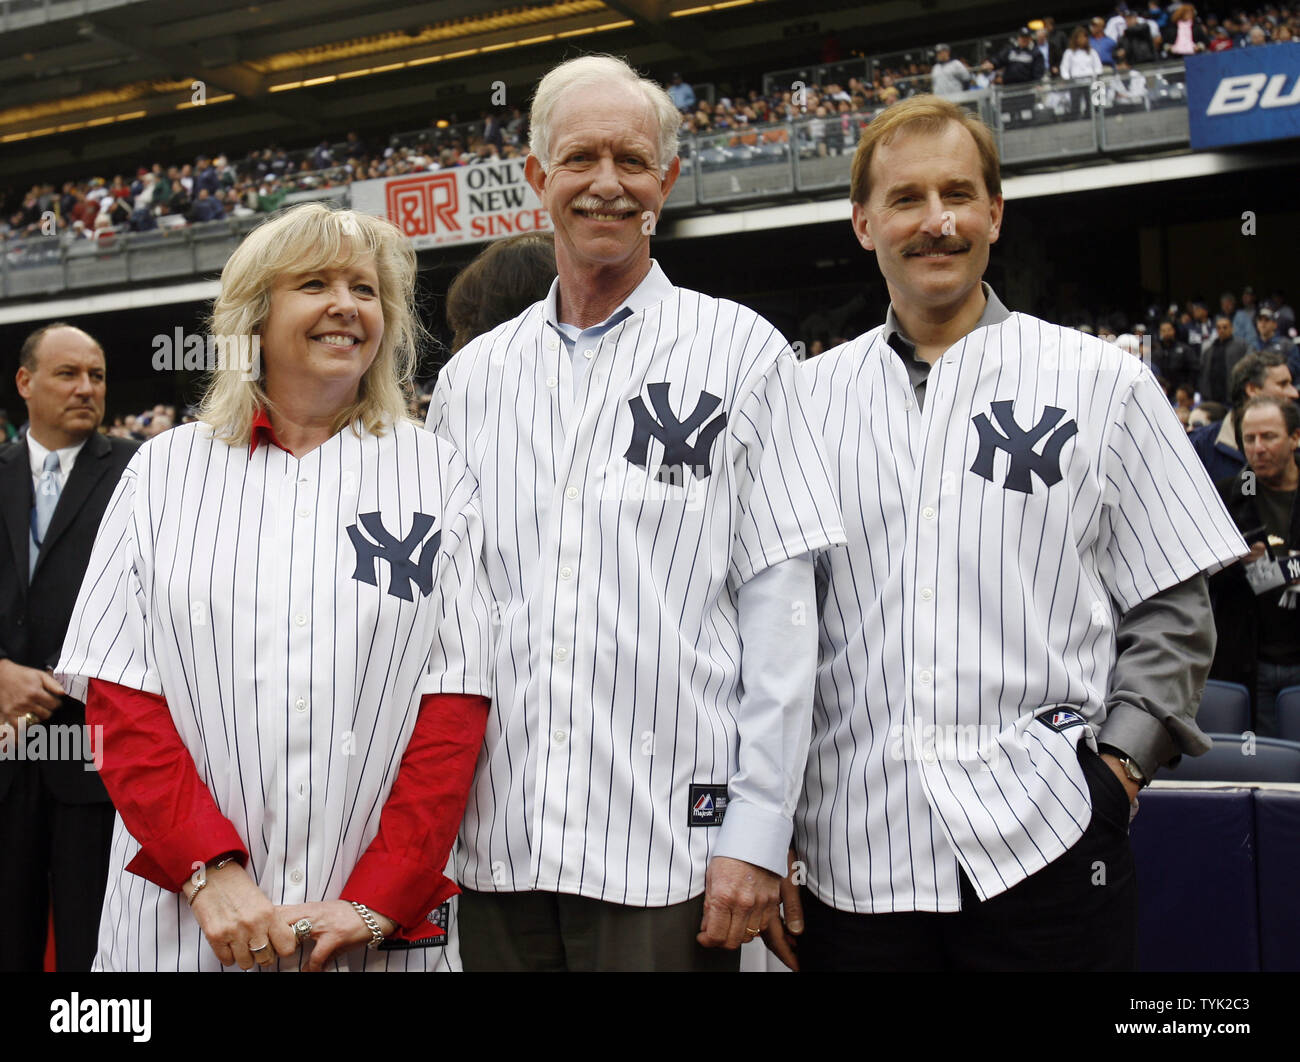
[
  {"xmin": 199, "ymin": 203, "xmax": 423, "ymax": 445},
  {"xmin": 529, "ymin": 54, "xmax": 680, "ymax": 175},
  {"xmin": 849, "ymin": 94, "xmax": 1001, "ymax": 206}
]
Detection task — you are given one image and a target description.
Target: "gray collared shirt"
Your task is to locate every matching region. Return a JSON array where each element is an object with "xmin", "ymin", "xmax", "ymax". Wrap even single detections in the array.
[{"xmin": 883, "ymin": 282, "xmax": 1011, "ymax": 411}]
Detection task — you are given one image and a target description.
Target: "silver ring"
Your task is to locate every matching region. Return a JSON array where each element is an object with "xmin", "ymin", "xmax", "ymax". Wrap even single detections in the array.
[
  {"xmin": 292, "ymin": 917, "xmax": 313, "ymax": 942},
  {"xmin": 250, "ymin": 941, "xmax": 271, "ymax": 954}
]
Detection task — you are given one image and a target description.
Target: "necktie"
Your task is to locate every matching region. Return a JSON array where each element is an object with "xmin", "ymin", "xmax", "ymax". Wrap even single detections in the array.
[{"xmin": 30, "ymin": 451, "xmax": 61, "ymax": 578}]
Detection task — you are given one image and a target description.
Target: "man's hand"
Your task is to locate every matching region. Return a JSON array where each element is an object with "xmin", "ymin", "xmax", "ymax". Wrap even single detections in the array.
[
  {"xmin": 275, "ymin": 901, "xmax": 397, "ymax": 972},
  {"xmin": 1099, "ymin": 752, "xmax": 1142, "ymax": 803},
  {"xmin": 186, "ymin": 859, "xmax": 298, "ymax": 970},
  {"xmin": 0, "ymin": 658, "xmax": 64, "ymax": 725},
  {"xmin": 760, "ymin": 848, "xmax": 805, "ymax": 971},
  {"xmin": 697, "ymin": 855, "xmax": 781, "ymax": 950}
]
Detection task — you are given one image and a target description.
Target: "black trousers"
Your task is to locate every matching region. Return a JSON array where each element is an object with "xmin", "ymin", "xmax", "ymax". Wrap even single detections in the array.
[
  {"xmin": 798, "ymin": 745, "xmax": 1138, "ymax": 972},
  {"xmin": 0, "ymin": 765, "xmax": 116, "ymax": 972},
  {"xmin": 459, "ymin": 889, "xmax": 742, "ymax": 972}
]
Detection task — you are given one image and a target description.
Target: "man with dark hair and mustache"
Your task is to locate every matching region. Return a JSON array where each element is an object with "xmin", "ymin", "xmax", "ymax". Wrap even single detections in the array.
[{"xmin": 762, "ymin": 95, "xmax": 1246, "ymax": 972}]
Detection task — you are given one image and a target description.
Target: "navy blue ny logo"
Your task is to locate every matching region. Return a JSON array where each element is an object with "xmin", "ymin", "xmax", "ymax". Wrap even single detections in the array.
[
  {"xmin": 969, "ymin": 401, "xmax": 1078, "ymax": 494},
  {"xmin": 347, "ymin": 511, "xmax": 441, "ymax": 601},
  {"xmin": 624, "ymin": 383, "xmax": 727, "ymax": 482}
]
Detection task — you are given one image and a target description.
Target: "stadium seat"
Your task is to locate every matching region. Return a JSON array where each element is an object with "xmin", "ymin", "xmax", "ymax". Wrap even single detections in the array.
[
  {"xmin": 1196, "ymin": 679, "xmax": 1251, "ymax": 734},
  {"xmin": 1255, "ymin": 790, "xmax": 1300, "ymax": 972},
  {"xmin": 1163, "ymin": 734, "xmax": 1300, "ymax": 783},
  {"xmin": 1130, "ymin": 787, "xmax": 1258, "ymax": 971},
  {"xmin": 1275, "ymin": 685, "xmax": 1300, "ymax": 742}
]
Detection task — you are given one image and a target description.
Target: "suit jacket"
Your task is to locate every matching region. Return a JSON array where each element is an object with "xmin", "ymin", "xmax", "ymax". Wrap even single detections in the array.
[{"xmin": 0, "ymin": 431, "xmax": 137, "ymax": 804}]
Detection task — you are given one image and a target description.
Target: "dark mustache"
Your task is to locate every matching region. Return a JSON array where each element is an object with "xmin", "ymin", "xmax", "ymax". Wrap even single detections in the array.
[{"xmin": 904, "ymin": 238, "xmax": 970, "ymax": 255}]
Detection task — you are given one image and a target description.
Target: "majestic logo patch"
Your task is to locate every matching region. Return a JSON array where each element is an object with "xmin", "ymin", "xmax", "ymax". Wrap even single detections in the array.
[
  {"xmin": 378, "ymin": 902, "xmax": 450, "ymax": 950},
  {"xmin": 624, "ymin": 383, "xmax": 727, "ymax": 482},
  {"xmin": 1038, "ymin": 709, "xmax": 1086, "ymax": 733},
  {"xmin": 969, "ymin": 401, "xmax": 1078, "ymax": 494},
  {"xmin": 688, "ymin": 783, "xmax": 729, "ymax": 827},
  {"xmin": 347, "ymin": 511, "xmax": 441, "ymax": 601}
]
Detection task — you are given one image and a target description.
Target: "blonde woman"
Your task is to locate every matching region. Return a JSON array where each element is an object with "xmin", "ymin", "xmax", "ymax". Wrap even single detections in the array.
[{"xmin": 57, "ymin": 204, "xmax": 493, "ymax": 971}]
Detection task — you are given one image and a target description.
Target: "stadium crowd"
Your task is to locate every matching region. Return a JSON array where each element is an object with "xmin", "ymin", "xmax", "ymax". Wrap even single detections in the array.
[{"xmin": 3, "ymin": 3, "xmax": 1296, "ymax": 246}]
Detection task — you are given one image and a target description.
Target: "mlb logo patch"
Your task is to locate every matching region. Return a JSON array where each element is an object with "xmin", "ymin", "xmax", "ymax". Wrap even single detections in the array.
[
  {"xmin": 688, "ymin": 784, "xmax": 728, "ymax": 827},
  {"xmin": 1038, "ymin": 709, "xmax": 1086, "ymax": 734}
]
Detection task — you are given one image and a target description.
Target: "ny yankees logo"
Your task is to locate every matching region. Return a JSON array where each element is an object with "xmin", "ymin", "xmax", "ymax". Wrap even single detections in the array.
[
  {"xmin": 969, "ymin": 401, "xmax": 1078, "ymax": 494},
  {"xmin": 347, "ymin": 511, "xmax": 441, "ymax": 601},
  {"xmin": 624, "ymin": 382, "xmax": 727, "ymax": 482}
]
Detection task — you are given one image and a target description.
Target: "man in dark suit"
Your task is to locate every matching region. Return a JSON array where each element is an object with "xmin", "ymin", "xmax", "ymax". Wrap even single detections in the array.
[{"xmin": 0, "ymin": 322, "xmax": 136, "ymax": 971}]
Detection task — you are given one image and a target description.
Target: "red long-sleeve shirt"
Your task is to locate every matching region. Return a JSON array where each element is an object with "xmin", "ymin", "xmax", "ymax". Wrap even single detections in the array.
[{"xmin": 85, "ymin": 679, "xmax": 488, "ymax": 937}]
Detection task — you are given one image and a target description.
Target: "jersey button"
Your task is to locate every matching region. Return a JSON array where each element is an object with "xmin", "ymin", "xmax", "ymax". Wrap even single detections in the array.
[
  {"xmin": 559, "ymin": 566, "xmax": 573, "ymax": 580},
  {"xmin": 903, "ymin": 399, "xmax": 914, "ymax": 411},
  {"xmin": 290, "ymin": 869, "xmax": 304, "ymax": 884},
  {"xmin": 546, "ymin": 376, "xmax": 558, "ymax": 389},
  {"xmin": 294, "ymin": 613, "xmax": 307, "ymax": 627},
  {"xmin": 295, "ymin": 697, "xmax": 307, "ymax": 712},
  {"xmin": 565, "ymin": 485, "xmax": 579, "ymax": 500},
  {"xmin": 922, "ymin": 506, "xmax": 936, "ymax": 520},
  {"xmin": 546, "ymin": 337, "xmax": 559, "ymax": 350},
  {"xmin": 583, "ymin": 348, "xmax": 595, "ymax": 360},
  {"xmin": 923, "ymin": 747, "xmax": 938, "ymax": 765},
  {"xmin": 920, "ymin": 587, "xmax": 933, "ymax": 600},
  {"xmin": 297, "ymin": 508, "xmax": 311, "ymax": 519},
  {"xmin": 919, "ymin": 670, "xmax": 932, "ymax": 684},
  {"xmin": 552, "ymin": 729, "xmax": 567, "ymax": 745},
  {"xmin": 554, "ymin": 647, "xmax": 569, "ymax": 661}
]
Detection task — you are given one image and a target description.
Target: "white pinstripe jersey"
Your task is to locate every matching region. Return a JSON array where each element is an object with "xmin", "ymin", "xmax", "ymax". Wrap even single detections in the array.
[
  {"xmin": 428, "ymin": 264, "xmax": 845, "ymax": 906},
  {"xmin": 56, "ymin": 420, "xmax": 492, "ymax": 970},
  {"xmin": 798, "ymin": 313, "xmax": 1247, "ymax": 913}
]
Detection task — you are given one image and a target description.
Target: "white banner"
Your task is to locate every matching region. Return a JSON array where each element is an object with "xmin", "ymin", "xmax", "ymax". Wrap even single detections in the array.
[{"xmin": 350, "ymin": 158, "xmax": 552, "ymax": 250}]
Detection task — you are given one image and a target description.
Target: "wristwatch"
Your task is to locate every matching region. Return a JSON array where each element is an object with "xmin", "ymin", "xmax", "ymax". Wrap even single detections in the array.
[{"xmin": 1098, "ymin": 744, "xmax": 1148, "ymax": 788}]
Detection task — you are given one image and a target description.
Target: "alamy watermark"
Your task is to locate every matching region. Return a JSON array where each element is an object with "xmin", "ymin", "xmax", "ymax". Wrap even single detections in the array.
[{"xmin": 152, "ymin": 329, "xmax": 260, "ymax": 380}]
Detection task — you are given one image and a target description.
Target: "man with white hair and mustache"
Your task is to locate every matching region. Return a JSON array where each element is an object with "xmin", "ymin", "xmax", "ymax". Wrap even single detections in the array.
[{"xmin": 428, "ymin": 54, "xmax": 844, "ymax": 971}]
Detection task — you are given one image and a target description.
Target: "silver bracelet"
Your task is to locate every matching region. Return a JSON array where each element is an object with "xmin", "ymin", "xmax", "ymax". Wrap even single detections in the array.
[
  {"xmin": 187, "ymin": 854, "xmax": 238, "ymax": 906},
  {"xmin": 350, "ymin": 900, "xmax": 386, "ymax": 950}
]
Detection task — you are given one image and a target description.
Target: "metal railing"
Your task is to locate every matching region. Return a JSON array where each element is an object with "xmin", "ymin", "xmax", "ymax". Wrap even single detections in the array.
[
  {"xmin": 0, "ymin": 0, "xmax": 140, "ymax": 31},
  {"xmin": 0, "ymin": 64, "xmax": 1195, "ymax": 301}
]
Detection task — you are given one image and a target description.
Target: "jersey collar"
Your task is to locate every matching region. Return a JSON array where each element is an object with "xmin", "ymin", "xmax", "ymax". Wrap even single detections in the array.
[
  {"xmin": 883, "ymin": 281, "xmax": 1011, "ymax": 361},
  {"xmin": 543, "ymin": 259, "xmax": 674, "ymax": 334},
  {"xmin": 249, "ymin": 406, "xmax": 290, "ymax": 457}
]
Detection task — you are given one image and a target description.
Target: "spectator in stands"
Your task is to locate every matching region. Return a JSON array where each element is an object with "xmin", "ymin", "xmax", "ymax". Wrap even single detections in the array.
[
  {"xmin": 1108, "ymin": 49, "xmax": 1150, "ymax": 105},
  {"xmin": 1253, "ymin": 306, "xmax": 1299, "ymax": 367},
  {"xmin": 1090, "ymin": 16, "xmax": 1120, "ymax": 66},
  {"xmin": 0, "ymin": 408, "xmax": 14, "ymax": 441},
  {"xmin": 1104, "ymin": 4, "xmax": 1130, "ymax": 42},
  {"xmin": 1189, "ymin": 401, "xmax": 1226, "ymax": 429},
  {"xmin": 1268, "ymin": 289, "xmax": 1296, "ymax": 335},
  {"xmin": 1042, "ymin": 15, "xmax": 1068, "ymax": 58},
  {"xmin": 667, "ymin": 73, "xmax": 697, "ymax": 112},
  {"xmin": 1061, "ymin": 26, "xmax": 1103, "ymax": 115},
  {"xmin": 983, "ymin": 27, "xmax": 1046, "ymax": 84},
  {"xmin": 444, "ymin": 232, "xmax": 556, "ymax": 354},
  {"xmin": 1208, "ymin": 395, "xmax": 1300, "ymax": 736},
  {"xmin": 929, "ymin": 43, "xmax": 973, "ymax": 96},
  {"xmin": 1144, "ymin": 0, "xmax": 1171, "ymax": 36},
  {"xmin": 877, "ymin": 73, "xmax": 901, "ymax": 105},
  {"xmin": 1192, "ymin": 350, "xmax": 1297, "ymax": 481},
  {"xmin": 189, "ymin": 187, "xmax": 225, "ymax": 224},
  {"xmin": 1234, "ymin": 286, "xmax": 1260, "ymax": 348},
  {"xmin": 1154, "ymin": 318, "xmax": 1198, "ymax": 392},
  {"xmin": 1166, "ymin": 4, "xmax": 1209, "ymax": 54},
  {"xmin": 1208, "ymin": 24, "xmax": 1234, "ymax": 50},
  {"xmin": 1200, "ymin": 313, "xmax": 1250, "ymax": 403},
  {"xmin": 1033, "ymin": 25, "xmax": 1061, "ymax": 77},
  {"xmin": 1120, "ymin": 9, "xmax": 1161, "ymax": 62},
  {"xmin": 1246, "ymin": 23, "xmax": 1270, "ymax": 43},
  {"xmin": 1187, "ymin": 298, "xmax": 1213, "ymax": 346}
]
